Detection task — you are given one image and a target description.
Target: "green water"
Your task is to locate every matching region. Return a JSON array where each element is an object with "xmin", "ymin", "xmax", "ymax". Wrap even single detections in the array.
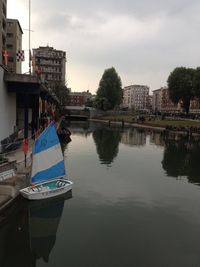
[{"xmin": 1, "ymin": 122, "xmax": 200, "ymax": 267}]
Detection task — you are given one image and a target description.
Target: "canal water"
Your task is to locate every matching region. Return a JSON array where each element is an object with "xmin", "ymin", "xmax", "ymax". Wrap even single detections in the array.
[{"xmin": 1, "ymin": 122, "xmax": 200, "ymax": 267}]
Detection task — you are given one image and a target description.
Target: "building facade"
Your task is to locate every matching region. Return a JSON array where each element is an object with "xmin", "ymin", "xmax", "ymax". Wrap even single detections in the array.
[
  {"xmin": 32, "ymin": 46, "xmax": 66, "ymax": 88},
  {"xmin": 0, "ymin": 0, "xmax": 7, "ymax": 65},
  {"xmin": 152, "ymin": 87, "xmax": 200, "ymax": 113},
  {"xmin": 123, "ymin": 85, "xmax": 149, "ymax": 110},
  {"xmin": 0, "ymin": 66, "xmax": 16, "ymax": 142},
  {"xmin": 67, "ymin": 91, "xmax": 92, "ymax": 106},
  {"xmin": 153, "ymin": 87, "xmax": 182, "ymax": 112},
  {"xmin": 6, "ymin": 19, "xmax": 23, "ymax": 73},
  {"xmin": 152, "ymin": 88, "xmax": 162, "ymax": 112}
]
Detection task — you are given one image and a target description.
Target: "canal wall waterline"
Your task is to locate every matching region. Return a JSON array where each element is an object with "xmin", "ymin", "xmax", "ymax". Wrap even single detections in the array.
[{"xmin": 89, "ymin": 118, "xmax": 200, "ymax": 137}]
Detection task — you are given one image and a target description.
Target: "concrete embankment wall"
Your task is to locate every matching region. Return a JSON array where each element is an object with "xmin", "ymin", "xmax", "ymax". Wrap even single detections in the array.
[{"xmin": 0, "ymin": 67, "xmax": 16, "ymax": 142}]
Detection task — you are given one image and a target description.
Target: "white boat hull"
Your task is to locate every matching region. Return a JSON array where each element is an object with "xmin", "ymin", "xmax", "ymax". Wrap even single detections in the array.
[{"xmin": 20, "ymin": 178, "xmax": 73, "ymax": 200}]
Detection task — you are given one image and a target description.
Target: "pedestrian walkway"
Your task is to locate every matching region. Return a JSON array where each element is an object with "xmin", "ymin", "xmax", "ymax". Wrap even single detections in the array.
[{"xmin": 0, "ymin": 139, "xmax": 33, "ymax": 212}]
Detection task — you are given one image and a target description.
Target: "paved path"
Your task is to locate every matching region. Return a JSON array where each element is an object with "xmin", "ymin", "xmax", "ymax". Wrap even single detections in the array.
[{"xmin": 0, "ymin": 140, "xmax": 33, "ymax": 212}]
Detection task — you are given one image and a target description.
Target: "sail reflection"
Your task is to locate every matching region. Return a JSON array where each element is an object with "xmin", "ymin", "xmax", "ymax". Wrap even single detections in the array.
[
  {"xmin": 0, "ymin": 192, "xmax": 72, "ymax": 267},
  {"xmin": 30, "ymin": 200, "xmax": 62, "ymax": 262}
]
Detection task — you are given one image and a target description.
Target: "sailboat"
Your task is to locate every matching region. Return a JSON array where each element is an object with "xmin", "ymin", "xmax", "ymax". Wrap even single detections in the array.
[{"xmin": 20, "ymin": 123, "xmax": 73, "ymax": 200}]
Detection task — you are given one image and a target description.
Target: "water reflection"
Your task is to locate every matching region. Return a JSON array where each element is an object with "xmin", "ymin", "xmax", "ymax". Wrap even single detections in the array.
[
  {"xmin": 64, "ymin": 121, "xmax": 92, "ymax": 137},
  {"xmin": 0, "ymin": 192, "xmax": 72, "ymax": 267},
  {"xmin": 162, "ymin": 138, "xmax": 200, "ymax": 184},
  {"xmin": 121, "ymin": 128, "xmax": 146, "ymax": 146},
  {"xmin": 68, "ymin": 122, "xmax": 200, "ymax": 186},
  {"xmin": 0, "ymin": 199, "xmax": 33, "ymax": 267},
  {"xmin": 28, "ymin": 195, "xmax": 68, "ymax": 263},
  {"xmin": 93, "ymin": 127, "xmax": 121, "ymax": 166},
  {"xmin": 150, "ymin": 131, "xmax": 165, "ymax": 146}
]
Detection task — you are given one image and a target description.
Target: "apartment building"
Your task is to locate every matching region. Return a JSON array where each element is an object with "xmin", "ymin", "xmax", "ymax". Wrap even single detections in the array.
[
  {"xmin": 123, "ymin": 85, "xmax": 149, "ymax": 110},
  {"xmin": 0, "ymin": 0, "xmax": 7, "ymax": 65},
  {"xmin": 32, "ymin": 46, "xmax": 66, "ymax": 88},
  {"xmin": 146, "ymin": 95, "xmax": 153, "ymax": 111},
  {"xmin": 67, "ymin": 91, "xmax": 92, "ymax": 106},
  {"xmin": 6, "ymin": 19, "xmax": 23, "ymax": 73},
  {"xmin": 152, "ymin": 87, "xmax": 179, "ymax": 112}
]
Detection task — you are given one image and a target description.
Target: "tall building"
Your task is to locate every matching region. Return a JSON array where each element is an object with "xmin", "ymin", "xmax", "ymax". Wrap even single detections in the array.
[
  {"xmin": 123, "ymin": 85, "xmax": 149, "ymax": 110},
  {"xmin": 6, "ymin": 19, "xmax": 23, "ymax": 73},
  {"xmin": 32, "ymin": 46, "xmax": 66, "ymax": 88},
  {"xmin": 0, "ymin": 0, "xmax": 7, "ymax": 65}
]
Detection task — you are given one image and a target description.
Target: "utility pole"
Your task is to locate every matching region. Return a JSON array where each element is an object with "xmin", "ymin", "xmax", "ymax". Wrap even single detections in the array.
[{"xmin": 29, "ymin": 0, "xmax": 31, "ymax": 75}]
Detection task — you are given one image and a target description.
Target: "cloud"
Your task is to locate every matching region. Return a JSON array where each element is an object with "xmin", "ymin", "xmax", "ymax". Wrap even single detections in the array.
[{"xmin": 7, "ymin": 0, "xmax": 200, "ymax": 93}]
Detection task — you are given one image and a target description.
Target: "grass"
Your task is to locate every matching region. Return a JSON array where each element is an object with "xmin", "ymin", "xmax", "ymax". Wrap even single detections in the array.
[{"xmin": 97, "ymin": 115, "xmax": 200, "ymax": 128}]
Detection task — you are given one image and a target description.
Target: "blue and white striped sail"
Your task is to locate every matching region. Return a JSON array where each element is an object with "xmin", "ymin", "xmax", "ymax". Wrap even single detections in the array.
[{"xmin": 31, "ymin": 123, "xmax": 66, "ymax": 184}]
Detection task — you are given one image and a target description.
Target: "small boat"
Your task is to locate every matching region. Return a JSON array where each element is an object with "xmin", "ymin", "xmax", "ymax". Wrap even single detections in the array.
[
  {"xmin": 57, "ymin": 126, "xmax": 71, "ymax": 143},
  {"xmin": 20, "ymin": 123, "xmax": 73, "ymax": 200},
  {"xmin": 57, "ymin": 130, "xmax": 71, "ymax": 143}
]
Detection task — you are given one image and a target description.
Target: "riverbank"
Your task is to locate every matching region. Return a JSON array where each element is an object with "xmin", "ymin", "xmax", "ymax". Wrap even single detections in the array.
[
  {"xmin": 90, "ymin": 116, "xmax": 200, "ymax": 137},
  {"xmin": 90, "ymin": 118, "xmax": 165, "ymax": 131}
]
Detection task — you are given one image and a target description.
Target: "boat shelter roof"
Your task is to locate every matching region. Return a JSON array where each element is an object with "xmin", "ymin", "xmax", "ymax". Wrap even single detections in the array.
[{"xmin": 4, "ymin": 72, "xmax": 46, "ymax": 95}]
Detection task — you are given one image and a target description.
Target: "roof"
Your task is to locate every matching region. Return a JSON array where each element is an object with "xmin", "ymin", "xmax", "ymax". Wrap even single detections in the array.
[{"xmin": 6, "ymin": 18, "xmax": 23, "ymax": 34}]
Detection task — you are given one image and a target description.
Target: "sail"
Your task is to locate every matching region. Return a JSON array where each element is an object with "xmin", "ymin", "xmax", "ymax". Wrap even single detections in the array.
[{"xmin": 31, "ymin": 123, "xmax": 66, "ymax": 184}]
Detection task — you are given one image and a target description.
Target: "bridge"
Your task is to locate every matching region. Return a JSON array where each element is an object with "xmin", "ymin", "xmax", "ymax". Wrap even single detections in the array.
[
  {"xmin": 63, "ymin": 106, "xmax": 90, "ymax": 121},
  {"xmin": 64, "ymin": 114, "xmax": 88, "ymax": 121}
]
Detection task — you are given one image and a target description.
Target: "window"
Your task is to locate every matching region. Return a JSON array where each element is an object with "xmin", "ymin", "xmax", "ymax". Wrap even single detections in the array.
[
  {"xmin": 7, "ymin": 22, "xmax": 13, "ymax": 27},
  {"xmin": 8, "ymin": 57, "xmax": 14, "ymax": 62},
  {"xmin": 7, "ymin": 33, "xmax": 13, "ymax": 38},
  {"xmin": 6, "ymin": 44, "xmax": 13, "ymax": 49}
]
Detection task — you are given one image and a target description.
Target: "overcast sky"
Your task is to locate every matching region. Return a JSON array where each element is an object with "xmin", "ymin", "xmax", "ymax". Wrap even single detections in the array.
[{"xmin": 7, "ymin": 0, "xmax": 200, "ymax": 93}]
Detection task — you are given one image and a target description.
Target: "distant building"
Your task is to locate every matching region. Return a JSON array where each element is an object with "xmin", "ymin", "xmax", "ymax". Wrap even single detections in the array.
[
  {"xmin": 32, "ymin": 46, "xmax": 66, "ymax": 88},
  {"xmin": 123, "ymin": 85, "xmax": 149, "ymax": 110},
  {"xmin": 6, "ymin": 19, "xmax": 23, "ymax": 73},
  {"xmin": 67, "ymin": 91, "xmax": 92, "ymax": 106},
  {"xmin": 153, "ymin": 87, "xmax": 200, "ymax": 113},
  {"xmin": 146, "ymin": 95, "xmax": 153, "ymax": 111},
  {"xmin": 190, "ymin": 98, "xmax": 200, "ymax": 111},
  {"xmin": 152, "ymin": 87, "xmax": 179, "ymax": 112},
  {"xmin": 0, "ymin": 0, "xmax": 7, "ymax": 65},
  {"xmin": 152, "ymin": 88, "xmax": 162, "ymax": 112}
]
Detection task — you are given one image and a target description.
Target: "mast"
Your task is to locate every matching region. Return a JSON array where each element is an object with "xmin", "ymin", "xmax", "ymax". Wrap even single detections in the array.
[{"xmin": 29, "ymin": 0, "xmax": 31, "ymax": 74}]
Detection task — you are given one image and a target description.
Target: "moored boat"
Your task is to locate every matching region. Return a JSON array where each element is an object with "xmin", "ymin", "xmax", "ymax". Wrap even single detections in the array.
[{"xmin": 20, "ymin": 123, "xmax": 73, "ymax": 200}]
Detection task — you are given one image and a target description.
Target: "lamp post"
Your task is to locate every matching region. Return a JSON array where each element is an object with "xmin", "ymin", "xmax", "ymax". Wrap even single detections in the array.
[
  {"xmin": 23, "ymin": 0, "xmax": 31, "ymax": 167},
  {"xmin": 29, "ymin": 0, "xmax": 31, "ymax": 75}
]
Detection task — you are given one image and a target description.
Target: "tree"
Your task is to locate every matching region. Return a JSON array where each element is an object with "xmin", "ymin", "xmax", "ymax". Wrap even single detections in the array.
[
  {"xmin": 167, "ymin": 67, "xmax": 194, "ymax": 114},
  {"xmin": 94, "ymin": 97, "xmax": 112, "ymax": 111},
  {"xmin": 96, "ymin": 67, "xmax": 122, "ymax": 110},
  {"xmin": 52, "ymin": 83, "xmax": 70, "ymax": 107}
]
